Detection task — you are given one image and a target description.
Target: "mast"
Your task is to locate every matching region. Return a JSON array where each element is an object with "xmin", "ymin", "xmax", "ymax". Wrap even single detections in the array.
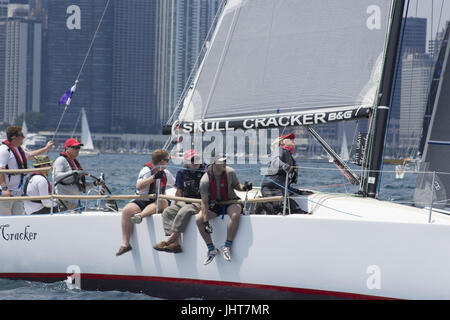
[{"xmin": 364, "ymin": 0, "xmax": 406, "ymax": 198}]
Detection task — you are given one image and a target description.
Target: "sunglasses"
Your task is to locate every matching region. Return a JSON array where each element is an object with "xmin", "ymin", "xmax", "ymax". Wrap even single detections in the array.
[
  {"xmin": 70, "ymin": 146, "xmax": 81, "ymax": 150},
  {"xmin": 15, "ymin": 134, "xmax": 25, "ymax": 138}
]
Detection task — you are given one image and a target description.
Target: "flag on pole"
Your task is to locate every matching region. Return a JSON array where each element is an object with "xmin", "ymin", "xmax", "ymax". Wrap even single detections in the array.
[{"xmin": 58, "ymin": 81, "xmax": 78, "ymax": 106}]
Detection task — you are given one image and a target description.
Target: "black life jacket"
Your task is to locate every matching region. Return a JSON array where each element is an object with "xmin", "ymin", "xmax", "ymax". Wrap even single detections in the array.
[
  {"xmin": 207, "ymin": 166, "xmax": 228, "ymax": 201},
  {"xmin": 1, "ymin": 140, "xmax": 27, "ymax": 181},
  {"xmin": 182, "ymin": 164, "xmax": 205, "ymax": 199},
  {"xmin": 144, "ymin": 163, "xmax": 167, "ymax": 195},
  {"xmin": 23, "ymin": 172, "xmax": 51, "ymax": 204},
  {"xmin": 58, "ymin": 152, "xmax": 85, "ymax": 191}
]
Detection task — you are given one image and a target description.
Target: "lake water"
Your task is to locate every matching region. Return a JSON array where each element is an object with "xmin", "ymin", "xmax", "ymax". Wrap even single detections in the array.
[{"xmin": 0, "ymin": 152, "xmax": 419, "ymax": 300}]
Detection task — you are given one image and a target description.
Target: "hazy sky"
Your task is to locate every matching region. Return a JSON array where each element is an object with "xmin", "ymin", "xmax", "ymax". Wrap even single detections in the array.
[{"xmin": 409, "ymin": 0, "xmax": 450, "ymax": 41}]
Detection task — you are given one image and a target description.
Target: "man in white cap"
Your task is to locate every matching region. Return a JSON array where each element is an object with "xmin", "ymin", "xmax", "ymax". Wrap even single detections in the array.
[
  {"xmin": 23, "ymin": 155, "xmax": 59, "ymax": 215},
  {"xmin": 196, "ymin": 153, "xmax": 252, "ymax": 264}
]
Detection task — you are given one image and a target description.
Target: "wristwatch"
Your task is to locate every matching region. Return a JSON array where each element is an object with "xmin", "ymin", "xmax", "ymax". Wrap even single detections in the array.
[{"xmin": 1, "ymin": 186, "xmax": 8, "ymax": 191}]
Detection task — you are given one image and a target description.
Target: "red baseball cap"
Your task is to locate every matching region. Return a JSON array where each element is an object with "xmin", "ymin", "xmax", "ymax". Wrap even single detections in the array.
[
  {"xmin": 184, "ymin": 149, "xmax": 199, "ymax": 162},
  {"xmin": 280, "ymin": 132, "xmax": 295, "ymax": 140},
  {"xmin": 64, "ymin": 138, "xmax": 84, "ymax": 148}
]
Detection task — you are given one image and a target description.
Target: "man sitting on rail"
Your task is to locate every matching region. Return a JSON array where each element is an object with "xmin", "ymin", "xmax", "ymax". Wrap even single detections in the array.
[
  {"xmin": 153, "ymin": 149, "xmax": 205, "ymax": 253},
  {"xmin": 195, "ymin": 153, "xmax": 252, "ymax": 264},
  {"xmin": 116, "ymin": 149, "xmax": 175, "ymax": 256}
]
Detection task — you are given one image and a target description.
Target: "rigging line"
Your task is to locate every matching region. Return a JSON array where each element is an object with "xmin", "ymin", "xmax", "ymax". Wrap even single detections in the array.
[{"xmin": 76, "ymin": 0, "xmax": 111, "ymax": 82}]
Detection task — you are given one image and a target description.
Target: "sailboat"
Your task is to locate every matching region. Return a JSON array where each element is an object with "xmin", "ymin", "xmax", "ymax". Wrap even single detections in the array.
[
  {"xmin": 2, "ymin": 0, "xmax": 450, "ymax": 300},
  {"xmin": 78, "ymin": 108, "xmax": 100, "ymax": 157}
]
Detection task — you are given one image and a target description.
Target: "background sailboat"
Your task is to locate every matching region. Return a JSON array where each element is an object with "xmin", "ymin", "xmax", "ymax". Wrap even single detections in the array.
[{"xmin": 79, "ymin": 108, "xmax": 100, "ymax": 157}]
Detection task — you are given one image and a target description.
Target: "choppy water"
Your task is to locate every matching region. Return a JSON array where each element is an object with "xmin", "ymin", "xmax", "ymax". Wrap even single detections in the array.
[{"xmin": 0, "ymin": 152, "xmax": 419, "ymax": 300}]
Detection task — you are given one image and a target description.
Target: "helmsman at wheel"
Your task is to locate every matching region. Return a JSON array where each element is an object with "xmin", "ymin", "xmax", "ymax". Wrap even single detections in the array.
[{"xmin": 53, "ymin": 138, "xmax": 88, "ymax": 210}]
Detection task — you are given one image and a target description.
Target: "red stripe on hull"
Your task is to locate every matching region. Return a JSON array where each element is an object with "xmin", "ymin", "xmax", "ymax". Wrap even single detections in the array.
[{"xmin": 0, "ymin": 272, "xmax": 397, "ymax": 300}]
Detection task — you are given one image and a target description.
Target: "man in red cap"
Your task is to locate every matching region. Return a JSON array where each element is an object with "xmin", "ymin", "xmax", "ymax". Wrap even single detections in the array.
[
  {"xmin": 153, "ymin": 149, "xmax": 205, "ymax": 253},
  {"xmin": 256, "ymin": 132, "xmax": 299, "ymax": 215},
  {"xmin": 53, "ymin": 138, "xmax": 86, "ymax": 210}
]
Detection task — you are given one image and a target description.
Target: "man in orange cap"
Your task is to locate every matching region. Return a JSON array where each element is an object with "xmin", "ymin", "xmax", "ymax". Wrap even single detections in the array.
[
  {"xmin": 256, "ymin": 132, "xmax": 299, "ymax": 215},
  {"xmin": 153, "ymin": 149, "xmax": 205, "ymax": 253},
  {"xmin": 53, "ymin": 138, "xmax": 86, "ymax": 210}
]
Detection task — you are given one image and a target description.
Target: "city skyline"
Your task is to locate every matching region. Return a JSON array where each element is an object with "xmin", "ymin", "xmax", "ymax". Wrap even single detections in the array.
[{"xmin": 0, "ymin": 0, "xmax": 448, "ymax": 158}]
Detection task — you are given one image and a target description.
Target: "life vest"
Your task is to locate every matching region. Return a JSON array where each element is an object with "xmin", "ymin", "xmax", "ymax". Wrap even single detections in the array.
[
  {"xmin": 1, "ymin": 140, "xmax": 27, "ymax": 180},
  {"xmin": 23, "ymin": 172, "xmax": 51, "ymax": 204},
  {"xmin": 182, "ymin": 164, "xmax": 205, "ymax": 199},
  {"xmin": 207, "ymin": 166, "xmax": 228, "ymax": 201},
  {"xmin": 58, "ymin": 152, "xmax": 85, "ymax": 191},
  {"xmin": 144, "ymin": 163, "xmax": 167, "ymax": 194}
]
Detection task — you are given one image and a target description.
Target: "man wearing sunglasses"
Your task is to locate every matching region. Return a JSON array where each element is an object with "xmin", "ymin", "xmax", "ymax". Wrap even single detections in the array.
[
  {"xmin": 0, "ymin": 126, "xmax": 54, "ymax": 215},
  {"xmin": 53, "ymin": 138, "xmax": 87, "ymax": 210},
  {"xmin": 116, "ymin": 149, "xmax": 175, "ymax": 256}
]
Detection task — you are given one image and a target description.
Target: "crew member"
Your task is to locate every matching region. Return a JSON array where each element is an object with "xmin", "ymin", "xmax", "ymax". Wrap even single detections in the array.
[
  {"xmin": 116, "ymin": 149, "xmax": 175, "ymax": 256},
  {"xmin": 23, "ymin": 155, "xmax": 59, "ymax": 215},
  {"xmin": 53, "ymin": 138, "xmax": 86, "ymax": 210},
  {"xmin": 256, "ymin": 132, "xmax": 300, "ymax": 215},
  {"xmin": 0, "ymin": 126, "xmax": 53, "ymax": 215},
  {"xmin": 195, "ymin": 153, "xmax": 252, "ymax": 264},
  {"xmin": 153, "ymin": 149, "xmax": 205, "ymax": 253}
]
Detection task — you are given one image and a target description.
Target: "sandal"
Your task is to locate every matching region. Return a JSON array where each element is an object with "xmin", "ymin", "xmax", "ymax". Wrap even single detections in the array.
[{"xmin": 116, "ymin": 244, "xmax": 132, "ymax": 256}]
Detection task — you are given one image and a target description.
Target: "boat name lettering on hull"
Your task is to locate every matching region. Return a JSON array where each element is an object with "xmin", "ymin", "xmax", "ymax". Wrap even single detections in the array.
[{"xmin": 0, "ymin": 224, "xmax": 37, "ymax": 242}]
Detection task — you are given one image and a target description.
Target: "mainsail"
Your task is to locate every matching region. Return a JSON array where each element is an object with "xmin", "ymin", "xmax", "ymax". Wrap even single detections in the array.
[
  {"xmin": 414, "ymin": 22, "xmax": 450, "ymax": 209},
  {"xmin": 173, "ymin": 0, "xmax": 395, "ymax": 133}
]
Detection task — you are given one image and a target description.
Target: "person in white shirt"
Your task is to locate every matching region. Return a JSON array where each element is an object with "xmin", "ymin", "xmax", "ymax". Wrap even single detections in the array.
[
  {"xmin": 0, "ymin": 126, "xmax": 53, "ymax": 215},
  {"xmin": 23, "ymin": 155, "xmax": 59, "ymax": 215},
  {"xmin": 116, "ymin": 149, "xmax": 175, "ymax": 256}
]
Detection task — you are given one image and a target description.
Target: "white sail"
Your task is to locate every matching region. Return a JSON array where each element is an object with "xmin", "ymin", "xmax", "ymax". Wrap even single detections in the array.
[
  {"xmin": 79, "ymin": 108, "xmax": 99, "ymax": 156},
  {"xmin": 177, "ymin": 0, "xmax": 394, "ymax": 128},
  {"xmin": 340, "ymin": 133, "xmax": 350, "ymax": 162}
]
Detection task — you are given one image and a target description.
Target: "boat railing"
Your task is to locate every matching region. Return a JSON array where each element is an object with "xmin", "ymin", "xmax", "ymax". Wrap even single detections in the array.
[{"xmin": 1, "ymin": 166, "xmax": 449, "ymax": 221}]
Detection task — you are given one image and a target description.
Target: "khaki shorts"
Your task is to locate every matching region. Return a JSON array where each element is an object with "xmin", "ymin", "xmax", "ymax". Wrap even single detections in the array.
[{"xmin": 162, "ymin": 202, "xmax": 201, "ymax": 235}]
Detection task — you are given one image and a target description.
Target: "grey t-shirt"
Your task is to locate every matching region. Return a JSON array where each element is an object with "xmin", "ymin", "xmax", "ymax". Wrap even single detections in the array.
[{"xmin": 199, "ymin": 166, "xmax": 240, "ymax": 201}]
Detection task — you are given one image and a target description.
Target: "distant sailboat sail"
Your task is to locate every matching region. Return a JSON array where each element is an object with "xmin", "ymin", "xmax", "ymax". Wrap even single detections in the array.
[
  {"xmin": 174, "ymin": 0, "xmax": 394, "ymax": 132},
  {"xmin": 340, "ymin": 133, "xmax": 350, "ymax": 162},
  {"xmin": 79, "ymin": 108, "xmax": 99, "ymax": 156},
  {"xmin": 414, "ymin": 22, "xmax": 450, "ymax": 209}
]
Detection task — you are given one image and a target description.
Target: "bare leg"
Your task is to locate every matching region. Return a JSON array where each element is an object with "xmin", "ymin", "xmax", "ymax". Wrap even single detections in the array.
[
  {"xmin": 226, "ymin": 204, "xmax": 241, "ymax": 242},
  {"xmin": 121, "ymin": 202, "xmax": 141, "ymax": 247}
]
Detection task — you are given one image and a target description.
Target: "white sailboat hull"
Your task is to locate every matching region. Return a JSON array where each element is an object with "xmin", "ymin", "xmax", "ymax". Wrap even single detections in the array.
[{"xmin": 1, "ymin": 192, "xmax": 449, "ymax": 300}]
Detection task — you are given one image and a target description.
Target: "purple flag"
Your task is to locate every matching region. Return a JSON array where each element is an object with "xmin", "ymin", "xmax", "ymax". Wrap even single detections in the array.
[{"xmin": 58, "ymin": 82, "xmax": 77, "ymax": 106}]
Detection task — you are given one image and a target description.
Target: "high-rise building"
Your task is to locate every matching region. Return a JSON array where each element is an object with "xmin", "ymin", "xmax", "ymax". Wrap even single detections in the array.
[
  {"xmin": 0, "ymin": 0, "xmax": 9, "ymax": 17},
  {"xmin": 387, "ymin": 17, "xmax": 427, "ymax": 151},
  {"xmin": 110, "ymin": 0, "xmax": 159, "ymax": 134},
  {"xmin": 42, "ymin": 0, "xmax": 113, "ymax": 133},
  {"xmin": 154, "ymin": 0, "xmax": 222, "ymax": 131},
  {"xmin": 0, "ymin": 4, "xmax": 42, "ymax": 124},
  {"xmin": 399, "ymin": 53, "xmax": 433, "ymax": 151}
]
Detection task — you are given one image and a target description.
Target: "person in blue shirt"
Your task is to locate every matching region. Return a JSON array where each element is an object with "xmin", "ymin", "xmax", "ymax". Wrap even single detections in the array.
[{"xmin": 153, "ymin": 150, "xmax": 206, "ymax": 253}]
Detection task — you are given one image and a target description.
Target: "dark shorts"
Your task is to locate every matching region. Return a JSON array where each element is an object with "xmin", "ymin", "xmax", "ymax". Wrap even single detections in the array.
[
  {"xmin": 132, "ymin": 199, "xmax": 155, "ymax": 211},
  {"xmin": 209, "ymin": 201, "xmax": 242, "ymax": 216},
  {"xmin": 209, "ymin": 203, "xmax": 227, "ymax": 216}
]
